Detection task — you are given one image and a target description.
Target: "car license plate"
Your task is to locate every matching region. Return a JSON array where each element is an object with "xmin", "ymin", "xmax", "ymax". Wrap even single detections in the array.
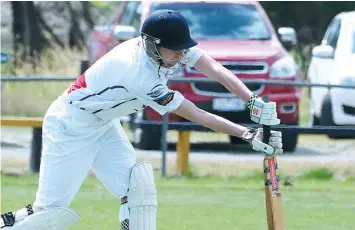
[{"xmin": 212, "ymin": 97, "xmax": 245, "ymax": 111}]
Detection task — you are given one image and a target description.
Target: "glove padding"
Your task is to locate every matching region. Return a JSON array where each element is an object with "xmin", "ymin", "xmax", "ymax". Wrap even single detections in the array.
[
  {"xmin": 247, "ymin": 94, "xmax": 280, "ymax": 126},
  {"xmin": 241, "ymin": 128, "xmax": 283, "ymax": 156}
]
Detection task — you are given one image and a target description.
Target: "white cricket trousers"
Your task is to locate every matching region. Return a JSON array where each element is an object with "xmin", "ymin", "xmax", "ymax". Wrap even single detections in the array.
[{"xmin": 33, "ymin": 99, "xmax": 136, "ymax": 209}]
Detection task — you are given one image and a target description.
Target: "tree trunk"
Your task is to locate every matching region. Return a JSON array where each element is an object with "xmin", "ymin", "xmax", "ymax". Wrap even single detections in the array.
[
  {"xmin": 11, "ymin": 1, "xmax": 50, "ymax": 67},
  {"xmin": 26, "ymin": 1, "xmax": 48, "ymax": 66},
  {"xmin": 82, "ymin": 2, "xmax": 94, "ymax": 30},
  {"xmin": 66, "ymin": 2, "xmax": 86, "ymax": 50},
  {"xmin": 35, "ymin": 4, "xmax": 65, "ymax": 48},
  {"xmin": 11, "ymin": 1, "xmax": 25, "ymax": 66}
]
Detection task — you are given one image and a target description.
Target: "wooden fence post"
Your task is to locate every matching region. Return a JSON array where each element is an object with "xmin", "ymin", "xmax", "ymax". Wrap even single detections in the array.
[{"xmin": 176, "ymin": 131, "xmax": 191, "ymax": 176}]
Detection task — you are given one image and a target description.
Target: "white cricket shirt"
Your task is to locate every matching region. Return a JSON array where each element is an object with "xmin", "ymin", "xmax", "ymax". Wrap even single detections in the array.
[{"xmin": 59, "ymin": 37, "xmax": 204, "ymax": 121}]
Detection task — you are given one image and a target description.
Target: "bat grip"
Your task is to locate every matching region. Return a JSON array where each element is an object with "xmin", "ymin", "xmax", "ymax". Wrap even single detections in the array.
[{"xmin": 262, "ymin": 96, "xmax": 271, "ymax": 143}]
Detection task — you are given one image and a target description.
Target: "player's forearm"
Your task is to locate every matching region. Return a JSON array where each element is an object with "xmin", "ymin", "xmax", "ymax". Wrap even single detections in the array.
[
  {"xmin": 194, "ymin": 55, "xmax": 253, "ymax": 102},
  {"xmin": 218, "ymin": 66, "xmax": 253, "ymax": 102},
  {"xmin": 197, "ymin": 109, "xmax": 248, "ymax": 137},
  {"xmin": 173, "ymin": 99, "xmax": 248, "ymax": 138}
]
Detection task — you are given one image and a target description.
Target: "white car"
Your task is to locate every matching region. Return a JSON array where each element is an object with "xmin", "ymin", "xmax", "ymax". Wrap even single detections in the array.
[{"xmin": 307, "ymin": 11, "xmax": 355, "ymax": 136}]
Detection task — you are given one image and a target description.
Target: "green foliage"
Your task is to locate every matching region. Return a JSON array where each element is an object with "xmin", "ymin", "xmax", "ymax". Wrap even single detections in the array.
[
  {"xmin": 301, "ymin": 168, "xmax": 334, "ymax": 180},
  {"xmin": 261, "ymin": 2, "xmax": 355, "ymax": 74},
  {"xmin": 89, "ymin": 0, "xmax": 121, "ymax": 17},
  {"xmin": 90, "ymin": 1, "xmax": 118, "ymax": 10},
  {"xmin": 261, "ymin": 2, "xmax": 355, "ymax": 43},
  {"xmin": 290, "ymin": 48, "xmax": 313, "ymax": 73},
  {"xmin": 1, "ymin": 62, "xmax": 16, "ymax": 75},
  {"xmin": 40, "ymin": 48, "xmax": 56, "ymax": 70}
]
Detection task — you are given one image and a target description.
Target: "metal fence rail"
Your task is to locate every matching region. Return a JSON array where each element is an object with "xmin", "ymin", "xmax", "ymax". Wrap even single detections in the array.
[
  {"xmin": 2, "ymin": 76, "xmax": 355, "ymax": 89},
  {"xmin": 138, "ymin": 120, "xmax": 355, "ymax": 135}
]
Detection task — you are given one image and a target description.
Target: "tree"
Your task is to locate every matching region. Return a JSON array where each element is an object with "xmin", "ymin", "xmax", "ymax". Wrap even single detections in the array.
[
  {"xmin": 11, "ymin": 1, "xmax": 64, "ymax": 66},
  {"xmin": 66, "ymin": 2, "xmax": 87, "ymax": 50},
  {"xmin": 261, "ymin": 1, "xmax": 355, "ymax": 43},
  {"xmin": 10, "ymin": 1, "xmax": 96, "ymax": 65},
  {"xmin": 260, "ymin": 1, "xmax": 355, "ymax": 72}
]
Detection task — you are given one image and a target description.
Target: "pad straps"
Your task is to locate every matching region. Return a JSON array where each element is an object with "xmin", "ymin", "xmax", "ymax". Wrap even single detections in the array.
[
  {"xmin": 120, "ymin": 196, "xmax": 129, "ymax": 230},
  {"xmin": 1, "ymin": 204, "xmax": 34, "ymax": 227}
]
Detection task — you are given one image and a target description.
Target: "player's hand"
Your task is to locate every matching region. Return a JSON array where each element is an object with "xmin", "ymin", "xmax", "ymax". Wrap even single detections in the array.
[
  {"xmin": 247, "ymin": 94, "xmax": 280, "ymax": 125},
  {"xmin": 241, "ymin": 128, "xmax": 283, "ymax": 156}
]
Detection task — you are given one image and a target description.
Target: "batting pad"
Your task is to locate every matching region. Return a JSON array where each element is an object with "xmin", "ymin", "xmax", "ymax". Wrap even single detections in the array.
[
  {"xmin": 128, "ymin": 161, "xmax": 158, "ymax": 230},
  {"xmin": 2, "ymin": 207, "xmax": 80, "ymax": 230}
]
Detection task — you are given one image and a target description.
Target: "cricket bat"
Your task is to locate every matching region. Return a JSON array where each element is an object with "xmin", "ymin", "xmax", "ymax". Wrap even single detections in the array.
[{"xmin": 262, "ymin": 96, "xmax": 285, "ymax": 230}]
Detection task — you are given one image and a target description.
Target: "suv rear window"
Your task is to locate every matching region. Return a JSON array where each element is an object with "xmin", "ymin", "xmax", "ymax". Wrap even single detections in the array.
[{"xmin": 151, "ymin": 2, "xmax": 271, "ymax": 40}]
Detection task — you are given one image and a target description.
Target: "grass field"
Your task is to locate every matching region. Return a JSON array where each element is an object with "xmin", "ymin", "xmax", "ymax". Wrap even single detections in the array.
[{"xmin": 1, "ymin": 174, "xmax": 354, "ymax": 230}]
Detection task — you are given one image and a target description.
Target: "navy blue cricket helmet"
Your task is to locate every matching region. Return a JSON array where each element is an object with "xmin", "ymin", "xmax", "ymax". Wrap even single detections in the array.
[{"xmin": 141, "ymin": 9, "xmax": 197, "ymax": 50}]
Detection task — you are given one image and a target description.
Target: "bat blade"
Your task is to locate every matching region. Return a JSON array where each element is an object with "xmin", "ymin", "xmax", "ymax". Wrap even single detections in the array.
[
  {"xmin": 264, "ymin": 155, "xmax": 285, "ymax": 230},
  {"xmin": 261, "ymin": 96, "xmax": 285, "ymax": 230}
]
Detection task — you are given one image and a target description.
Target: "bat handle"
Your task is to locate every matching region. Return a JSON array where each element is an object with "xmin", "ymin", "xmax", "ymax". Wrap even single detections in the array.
[{"xmin": 262, "ymin": 96, "xmax": 271, "ymax": 143}]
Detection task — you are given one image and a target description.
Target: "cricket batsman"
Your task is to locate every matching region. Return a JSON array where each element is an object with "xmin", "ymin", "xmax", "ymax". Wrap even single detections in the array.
[{"xmin": 1, "ymin": 10, "xmax": 283, "ymax": 230}]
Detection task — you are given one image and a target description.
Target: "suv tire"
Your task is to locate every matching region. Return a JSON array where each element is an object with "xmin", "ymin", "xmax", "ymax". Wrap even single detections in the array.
[
  {"xmin": 320, "ymin": 93, "xmax": 344, "ymax": 139},
  {"xmin": 133, "ymin": 111, "xmax": 162, "ymax": 150},
  {"xmin": 80, "ymin": 60, "xmax": 89, "ymax": 74},
  {"xmin": 282, "ymin": 116, "xmax": 299, "ymax": 152},
  {"xmin": 282, "ymin": 127, "xmax": 298, "ymax": 152}
]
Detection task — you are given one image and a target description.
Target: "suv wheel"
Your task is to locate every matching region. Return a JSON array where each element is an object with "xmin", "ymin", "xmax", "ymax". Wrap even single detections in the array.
[
  {"xmin": 319, "ymin": 93, "xmax": 344, "ymax": 139},
  {"xmin": 312, "ymin": 115, "xmax": 320, "ymax": 126},
  {"xmin": 308, "ymin": 90, "xmax": 321, "ymax": 126},
  {"xmin": 133, "ymin": 111, "xmax": 162, "ymax": 150},
  {"xmin": 282, "ymin": 128, "xmax": 298, "ymax": 152},
  {"xmin": 282, "ymin": 117, "xmax": 299, "ymax": 152},
  {"xmin": 80, "ymin": 60, "xmax": 89, "ymax": 74},
  {"xmin": 320, "ymin": 93, "xmax": 335, "ymax": 124}
]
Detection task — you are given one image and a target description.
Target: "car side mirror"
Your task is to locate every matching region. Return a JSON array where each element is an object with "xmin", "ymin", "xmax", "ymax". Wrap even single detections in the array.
[
  {"xmin": 312, "ymin": 45, "xmax": 334, "ymax": 59},
  {"xmin": 113, "ymin": 25, "xmax": 138, "ymax": 42},
  {"xmin": 278, "ymin": 27, "xmax": 297, "ymax": 50}
]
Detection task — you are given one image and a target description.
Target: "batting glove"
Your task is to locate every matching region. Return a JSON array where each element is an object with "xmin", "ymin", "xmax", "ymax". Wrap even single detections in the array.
[
  {"xmin": 247, "ymin": 94, "xmax": 280, "ymax": 126},
  {"xmin": 241, "ymin": 128, "xmax": 283, "ymax": 156}
]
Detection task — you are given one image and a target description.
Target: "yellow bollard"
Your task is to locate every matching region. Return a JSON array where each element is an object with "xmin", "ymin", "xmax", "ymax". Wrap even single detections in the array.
[{"xmin": 176, "ymin": 131, "xmax": 191, "ymax": 176}]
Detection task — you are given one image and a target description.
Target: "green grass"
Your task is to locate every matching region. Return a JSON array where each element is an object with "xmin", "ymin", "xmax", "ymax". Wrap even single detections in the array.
[
  {"xmin": 1, "ymin": 48, "xmax": 83, "ymax": 116},
  {"xmin": 301, "ymin": 168, "xmax": 334, "ymax": 180},
  {"xmin": 1, "ymin": 174, "xmax": 354, "ymax": 230},
  {"xmin": 1, "ymin": 81, "xmax": 71, "ymax": 117}
]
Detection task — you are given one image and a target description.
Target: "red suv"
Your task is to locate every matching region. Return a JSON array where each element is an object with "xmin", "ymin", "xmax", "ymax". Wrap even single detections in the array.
[{"xmin": 85, "ymin": 1, "xmax": 301, "ymax": 151}]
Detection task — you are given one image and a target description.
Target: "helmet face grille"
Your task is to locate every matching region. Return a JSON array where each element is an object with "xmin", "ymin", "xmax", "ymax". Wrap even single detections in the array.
[
  {"xmin": 141, "ymin": 32, "xmax": 163, "ymax": 62},
  {"xmin": 142, "ymin": 33, "xmax": 161, "ymax": 45},
  {"xmin": 141, "ymin": 34, "xmax": 192, "ymax": 78}
]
